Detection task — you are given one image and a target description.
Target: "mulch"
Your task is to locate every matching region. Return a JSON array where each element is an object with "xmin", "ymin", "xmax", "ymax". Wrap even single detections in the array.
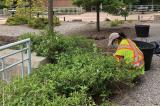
[{"xmin": 68, "ymin": 26, "xmax": 136, "ymax": 52}]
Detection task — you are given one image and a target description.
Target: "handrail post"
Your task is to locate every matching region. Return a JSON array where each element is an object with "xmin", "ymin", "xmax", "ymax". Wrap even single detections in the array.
[
  {"xmin": 21, "ymin": 48, "xmax": 24, "ymax": 79},
  {"xmin": 1, "ymin": 59, "xmax": 5, "ymax": 81},
  {"xmin": 27, "ymin": 40, "xmax": 31, "ymax": 75}
]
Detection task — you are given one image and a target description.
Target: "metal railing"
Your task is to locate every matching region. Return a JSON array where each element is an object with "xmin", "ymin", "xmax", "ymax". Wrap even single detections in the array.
[
  {"xmin": 0, "ymin": 9, "xmax": 3, "ymax": 15},
  {"xmin": 53, "ymin": 7, "xmax": 83, "ymax": 15},
  {"xmin": 0, "ymin": 39, "xmax": 31, "ymax": 82},
  {"xmin": 129, "ymin": 5, "xmax": 160, "ymax": 12}
]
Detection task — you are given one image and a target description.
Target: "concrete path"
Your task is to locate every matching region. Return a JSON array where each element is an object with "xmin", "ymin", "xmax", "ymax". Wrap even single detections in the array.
[
  {"xmin": 0, "ymin": 16, "xmax": 88, "ymax": 37},
  {"xmin": 0, "ymin": 16, "xmax": 7, "ymax": 25},
  {"xmin": 0, "ymin": 24, "xmax": 40, "ymax": 37},
  {"xmin": 54, "ymin": 22, "xmax": 88, "ymax": 35},
  {"xmin": 0, "ymin": 22, "xmax": 89, "ymax": 37},
  {"xmin": 58, "ymin": 12, "xmax": 160, "ymax": 22}
]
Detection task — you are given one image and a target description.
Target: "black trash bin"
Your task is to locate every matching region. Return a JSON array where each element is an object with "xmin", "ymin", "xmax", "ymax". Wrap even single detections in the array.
[
  {"xmin": 135, "ymin": 25, "xmax": 150, "ymax": 37},
  {"xmin": 134, "ymin": 41, "xmax": 155, "ymax": 71}
]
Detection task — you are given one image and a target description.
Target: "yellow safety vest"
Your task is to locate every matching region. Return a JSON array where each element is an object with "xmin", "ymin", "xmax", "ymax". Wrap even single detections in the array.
[{"xmin": 114, "ymin": 39, "xmax": 144, "ymax": 73}]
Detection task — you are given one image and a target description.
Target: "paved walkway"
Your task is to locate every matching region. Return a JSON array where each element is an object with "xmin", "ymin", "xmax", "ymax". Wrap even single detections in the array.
[
  {"xmin": 58, "ymin": 12, "xmax": 160, "ymax": 22},
  {"xmin": 0, "ymin": 16, "xmax": 88, "ymax": 37},
  {"xmin": 0, "ymin": 24, "xmax": 40, "ymax": 37},
  {"xmin": 0, "ymin": 16, "xmax": 6, "ymax": 24}
]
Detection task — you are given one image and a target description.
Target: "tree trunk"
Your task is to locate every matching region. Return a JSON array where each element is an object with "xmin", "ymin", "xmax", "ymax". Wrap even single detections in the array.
[
  {"xmin": 48, "ymin": 0, "xmax": 53, "ymax": 32},
  {"xmin": 29, "ymin": 0, "xmax": 32, "ymax": 19},
  {"xmin": 125, "ymin": 16, "xmax": 127, "ymax": 21},
  {"xmin": 96, "ymin": 3, "xmax": 100, "ymax": 32}
]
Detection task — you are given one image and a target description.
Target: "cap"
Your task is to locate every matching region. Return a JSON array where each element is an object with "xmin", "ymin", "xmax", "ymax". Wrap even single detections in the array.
[{"xmin": 108, "ymin": 33, "xmax": 120, "ymax": 46}]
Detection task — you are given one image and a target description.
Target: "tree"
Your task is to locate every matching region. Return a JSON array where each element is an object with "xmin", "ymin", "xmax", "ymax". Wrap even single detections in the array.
[
  {"xmin": 32, "ymin": 0, "xmax": 46, "ymax": 13},
  {"xmin": 73, "ymin": 0, "xmax": 136, "ymax": 32},
  {"xmin": 48, "ymin": 0, "xmax": 53, "ymax": 32},
  {"xmin": 73, "ymin": 0, "xmax": 103, "ymax": 32},
  {"xmin": 3, "ymin": 0, "xmax": 17, "ymax": 8},
  {"xmin": 120, "ymin": 8, "xmax": 129, "ymax": 21},
  {"xmin": 0, "ymin": 0, "xmax": 5, "ymax": 9}
]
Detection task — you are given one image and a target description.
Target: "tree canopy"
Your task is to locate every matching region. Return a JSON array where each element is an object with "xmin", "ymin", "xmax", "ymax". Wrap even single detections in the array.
[{"xmin": 73, "ymin": 0, "xmax": 138, "ymax": 15}]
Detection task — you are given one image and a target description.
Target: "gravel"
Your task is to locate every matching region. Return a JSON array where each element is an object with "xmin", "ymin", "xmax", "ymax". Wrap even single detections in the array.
[
  {"xmin": 54, "ymin": 22, "xmax": 88, "ymax": 35},
  {"xmin": 116, "ymin": 55, "xmax": 160, "ymax": 106},
  {"xmin": 0, "ymin": 22, "xmax": 88, "ymax": 37},
  {"xmin": 0, "ymin": 24, "xmax": 40, "ymax": 37}
]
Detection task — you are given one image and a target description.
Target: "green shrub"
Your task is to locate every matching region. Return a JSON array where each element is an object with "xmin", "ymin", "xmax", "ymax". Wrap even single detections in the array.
[
  {"xmin": 1, "ymin": 29, "xmax": 144, "ymax": 105},
  {"xmin": 28, "ymin": 18, "xmax": 47, "ymax": 29},
  {"xmin": 28, "ymin": 17, "xmax": 60, "ymax": 29},
  {"xmin": 118, "ymin": 20, "xmax": 125, "ymax": 24},
  {"xmin": 110, "ymin": 19, "xmax": 124, "ymax": 27},
  {"xmin": 128, "ymin": 20, "xmax": 133, "ymax": 23},
  {"xmin": 120, "ymin": 9, "xmax": 129, "ymax": 21},
  {"xmin": 0, "ymin": 49, "xmax": 142, "ymax": 105},
  {"xmin": 53, "ymin": 16, "xmax": 61, "ymax": 26},
  {"xmin": 18, "ymin": 33, "xmax": 42, "ymax": 51},
  {"xmin": 6, "ymin": 16, "xmax": 28, "ymax": 25},
  {"xmin": 6, "ymin": 16, "xmax": 60, "ymax": 29},
  {"xmin": 18, "ymin": 30, "xmax": 95, "ymax": 63}
]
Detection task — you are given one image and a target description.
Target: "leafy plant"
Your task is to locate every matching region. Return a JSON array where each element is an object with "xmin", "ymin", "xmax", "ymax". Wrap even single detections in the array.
[
  {"xmin": 28, "ymin": 17, "xmax": 47, "ymax": 29},
  {"xmin": 18, "ymin": 30, "xmax": 95, "ymax": 63},
  {"xmin": 0, "ymin": 28, "xmax": 144, "ymax": 105},
  {"xmin": 0, "ymin": 47, "xmax": 143, "ymax": 105},
  {"xmin": 6, "ymin": 15, "xmax": 60, "ymax": 29},
  {"xmin": 6, "ymin": 16, "xmax": 28, "ymax": 25},
  {"xmin": 3, "ymin": 28, "xmax": 145, "ymax": 105},
  {"xmin": 28, "ymin": 17, "xmax": 60, "ymax": 29},
  {"xmin": 110, "ymin": 19, "xmax": 124, "ymax": 27},
  {"xmin": 127, "ymin": 20, "xmax": 133, "ymax": 23},
  {"xmin": 18, "ymin": 32, "xmax": 42, "ymax": 51},
  {"xmin": 120, "ymin": 9, "xmax": 129, "ymax": 21}
]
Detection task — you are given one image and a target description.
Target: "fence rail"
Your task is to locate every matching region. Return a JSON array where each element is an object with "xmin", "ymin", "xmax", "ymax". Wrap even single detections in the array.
[
  {"xmin": 0, "ymin": 9, "xmax": 3, "ymax": 15},
  {"xmin": 53, "ymin": 7, "xmax": 83, "ymax": 15},
  {"xmin": 0, "ymin": 39, "xmax": 31, "ymax": 82},
  {"xmin": 129, "ymin": 5, "xmax": 160, "ymax": 12}
]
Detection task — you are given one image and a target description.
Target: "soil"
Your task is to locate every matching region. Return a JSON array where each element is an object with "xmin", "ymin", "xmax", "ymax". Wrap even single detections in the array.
[{"xmin": 67, "ymin": 26, "xmax": 136, "ymax": 52}]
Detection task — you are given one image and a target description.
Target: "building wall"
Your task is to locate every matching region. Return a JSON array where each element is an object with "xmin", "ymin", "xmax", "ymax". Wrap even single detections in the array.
[{"xmin": 53, "ymin": 0, "xmax": 74, "ymax": 7}]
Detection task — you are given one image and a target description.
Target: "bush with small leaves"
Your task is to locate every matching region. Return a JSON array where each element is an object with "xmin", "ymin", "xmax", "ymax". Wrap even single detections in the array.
[
  {"xmin": 28, "ymin": 17, "xmax": 60, "ymax": 29},
  {"xmin": 110, "ymin": 19, "xmax": 124, "ymax": 27},
  {"xmin": 6, "ymin": 16, "xmax": 28, "ymax": 25}
]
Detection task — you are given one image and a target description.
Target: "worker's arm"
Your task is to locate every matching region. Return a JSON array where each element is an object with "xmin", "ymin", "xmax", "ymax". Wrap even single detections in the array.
[{"xmin": 114, "ymin": 55, "xmax": 124, "ymax": 61}]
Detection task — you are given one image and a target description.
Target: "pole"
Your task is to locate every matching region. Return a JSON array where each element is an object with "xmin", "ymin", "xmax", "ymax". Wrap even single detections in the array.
[
  {"xmin": 48, "ymin": 0, "xmax": 53, "ymax": 32},
  {"xmin": 29, "ymin": 0, "xmax": 32, "ymax": 19},
  {"xmin": 96, "ymin": 2, "xmax": 100, "ymax": 32},
  {"xmin": 152, "ymin": 0, "xmax": 154, "ymax": 12}
]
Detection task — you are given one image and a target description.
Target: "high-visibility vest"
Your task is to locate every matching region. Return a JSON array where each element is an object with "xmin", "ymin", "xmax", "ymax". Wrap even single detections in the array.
[{"xmin": 114, "ymin": 39, "xmax": 144, "ymax": 68}]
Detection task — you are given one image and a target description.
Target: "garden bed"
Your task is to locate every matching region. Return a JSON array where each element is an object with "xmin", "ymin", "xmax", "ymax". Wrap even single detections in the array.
[
  {"xmin": 0, "ymin": 35, "xmax": 18, "ymax": 43},
  {"xmin": 66, "ymin": 26, "xmax": 136, "ymax": 52},
  {"xmin": 0, "ymin": 30, "xmax": 143, "ymax": 105}
]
